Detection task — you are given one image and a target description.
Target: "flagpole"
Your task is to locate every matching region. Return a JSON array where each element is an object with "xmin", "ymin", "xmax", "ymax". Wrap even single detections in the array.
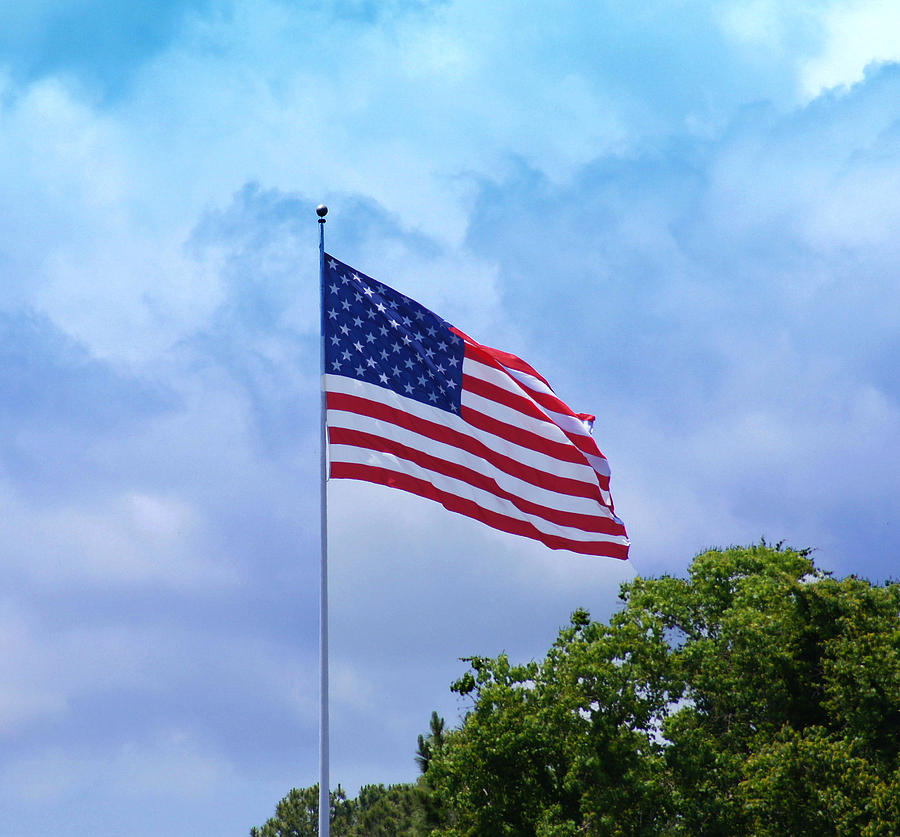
[{"xmin": 316, "ymin": 203, "xmax": 330, "ymax": 837}]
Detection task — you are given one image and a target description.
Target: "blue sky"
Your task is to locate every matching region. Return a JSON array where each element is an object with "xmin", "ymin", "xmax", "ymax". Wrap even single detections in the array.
[{"xmin": 1, "ymin": 1, "xmax": 899, "ymax": 834}]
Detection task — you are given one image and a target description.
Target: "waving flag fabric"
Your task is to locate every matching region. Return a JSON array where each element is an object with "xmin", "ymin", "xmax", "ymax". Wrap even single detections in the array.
[{"xmin": 323, "ymin": 255, "xmax": 629, "ymax": 559}]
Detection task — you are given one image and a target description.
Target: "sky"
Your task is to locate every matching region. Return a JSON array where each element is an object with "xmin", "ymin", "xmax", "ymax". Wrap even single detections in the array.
[{"xmin": 1, "ymin": 0, "xmax": 899, "ymax": 834}]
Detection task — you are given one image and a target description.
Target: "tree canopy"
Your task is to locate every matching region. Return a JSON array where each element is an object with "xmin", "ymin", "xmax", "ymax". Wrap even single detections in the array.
[
  {"xmin": 252, "ymin": 544, "xmax": 900, "ymax": 836},
  {"xmin": 249, "ymin": 783, "xmax": 425, "ymax": 837}
]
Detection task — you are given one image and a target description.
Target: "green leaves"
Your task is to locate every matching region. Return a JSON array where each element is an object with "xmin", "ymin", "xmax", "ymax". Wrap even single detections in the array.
[
  {"xmin": 250, "ymin": 782, "xmax": 429, "ymax": 837},
  {"xmin": 249, "ymin": 785, "xmax": 352, "ymax": 837},
  {"xmin": 424, "ymin": 545, "xmax": 900, "ymax": 836},
  {"xmin": 252, "ymin": 545, "xmax": 899, "ymax": 835}
]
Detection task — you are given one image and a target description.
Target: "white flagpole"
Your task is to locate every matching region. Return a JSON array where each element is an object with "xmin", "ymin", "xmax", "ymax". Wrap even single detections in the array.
[{"xmin": 316, "ymin": 204, "xmax": 330, "ymax": 837}]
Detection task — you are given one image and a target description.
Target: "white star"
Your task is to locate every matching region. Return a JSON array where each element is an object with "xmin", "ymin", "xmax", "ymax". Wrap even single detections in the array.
[
  {"xmin": 341, "ymin": 349, "xmax": 351, "ymax": 361},
  {"xmin": 414, "ymin": 310, "xmax": 425, "ymax": 321},
  {"xmin": 366, "ymin": 309, "xmax": 377, "ymax": 319},
  {"xmin": 353, "ymin": 316, "xmax": 363, "ymax": 327},
  {"xmin": 339, "ymin": 324, "xmax": 350, "ymax": 336},
  {"xmin": 448, "ymin": 356, "xmax": 459, "ymax": 367},
  {"xmin": 379, "ymin": 326, "xmax": 389, "ymax": 336},
  {"xmin": 352, "ymin": 272, "xmax": 362, "ymax": 283},
  {"xmin": 389, "ymin": 319, "xmax": 399, "ymax": 329},
  {"xmin": 402, "ymin": 334, "xmax": 412, "ymax": 345},
  {"xmin": 392, "ymin": 365, "xmax": 401, "ymax": 376},
  {"xmin": 353, "ymin": 341, "xmax": 364, "ymax": 352},
  {"xmin": 417, "ymin": 374, "xmax": 427, "ymax": 386},
  {"xmin": 436, "ymin": 363, "xmax": 445, "ymax": 373},
  {"xmin": 341, "ymin": 273, "xmax": 351, "ymax": 285},
  {"xmin": 378, "ymin": 372, "xmax": 389, "ymax": 384},
  {"xmin": 438, "ymin": 341, "xmax": 447, "ymax": 351},
  {"xmin": 402, "ymin": 316, "xmax": 412, "ymax": 327},
  {"xmin": 404, "ymin": 358, "xmax": 415, "ymax": 369},
  {"xmin": 428, "ymin": 391, "xmax": 438, "ymax": 403},
  {"xmin": 354, "ymin": 292, "xmax": 363, "ymax": 302},
  {"xmin": 329, "ymin": 283, "xmax": 339, "ymax": 294},
  {"xmin": 331, "ymin": 360, "xmax": 342, "ymax": 371},
  {"xmin": 366, "ymin": 357, "xmax": 377, "ymax": 368},
  {"xmin": 330, "ymin": 335, "xmax": 340, "ymax": 346},
  {"xmin": 341, "ymin": 299, "xmax": 351, "ymax": 310},
  {"xmin": 424, "ymin": 347, "xmax": 435, "ymax": 359},
  {"xmin": 363, "ymin": 286, "xmax": 374, "ymax": 296},
  {"xmin": 380, "ymin": 349, "xmax": 389, "ymax": 360},
  {"xmin": 355, "ymin": 364, "xmax": 365, "ymax": 376},
  {"xmin": 427, "ymin": 326, "xmax": 437, "ymax": 337},
  {"xmin": 328, "ymin": 309, "xmax": 338, "ymax": 320},
  {"xmin": 414, "ymin": 331, "xmax": 424, "ymax": 342},
  {"xmin": 328, "ymin": 258, "xmax": 337, "ymax": 270},
  {"xmin": 446, "ymin": 379, "xmax": 457, "ymax": 389},
  {"xmin": 392, "ymin": 342, "xmax": 402, "ymax": 353},
  {"xmin": 403, "ymin": 382, "xmax": 414, "ymax": 394},
  {"xmin": 366, "ymin": 332, "xmax": 376, "ymax": 343},
  {"xmin": 376, "ymin": 302, "xmax": 386, "ymax": 313}
]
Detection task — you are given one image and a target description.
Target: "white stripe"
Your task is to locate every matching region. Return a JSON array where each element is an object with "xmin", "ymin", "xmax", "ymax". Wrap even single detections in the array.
[
  {"xmin": 534, "ymin": 404, "xmax": 611, "ymax": 478},
  {"xmin": 464, "ymin": 357, "xmax": 596, "ymax": 446},
  {"xmin": 330, "ymin": 445, "xmax": 629, "ymax": 547},
  {"xmin": 468, "ymin": 358, "xmax": 611, "ymax": 479},
  {"xmin": 477, "ymin": 357, "xmax": 596, "ymax": 438},
  {"xmin": 327, "ymin": 374, "xmax": 610, "ymax": 494},
  {"xmin": 501, "ymin": 365, "xmax": 555, "ymax": 397},
  {"xmin": 500, "ymin": 366, "xmax": 602, "ymax": 444},
  {"xmin": 543, "ymin": 406, "xmax": 593, "ymax": 439},
  {"xmin": 328, "ymin": 407, "xmax": 617, "ymax": 520},
  {"xmin": 518, "ymin": 403, "xmax": 611, "ymax": 480},
  {"xmin": 465, "ymin": 356, "xmax": 534, "ymax": 396},
  {"xmin": 461, "ymin": 389, "xmax": 612, "ymax": 503},
  {"xmin": 461, "ymin": 387, "xmax": 573, "ymax": 444}
]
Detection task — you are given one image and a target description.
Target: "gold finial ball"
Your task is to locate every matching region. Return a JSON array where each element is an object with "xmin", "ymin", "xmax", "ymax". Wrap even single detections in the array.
[{"xmin": 316, "ymin": 205, "xmax": 328, "ymax": 218}]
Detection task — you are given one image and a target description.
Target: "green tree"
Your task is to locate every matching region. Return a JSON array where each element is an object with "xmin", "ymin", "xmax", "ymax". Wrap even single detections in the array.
[
  {"xmin": 353, "ymin": 783, "xmax": 422, "ymax": 836},
  {"xmin": 423, "ymin": 544, "xmax": 900, "ymax": 836},
  {"xmin": 416, "ymin": 710, "xmax": 446, "ymax": 773},
  {"xmin": 251, "ymin": 781, "xmax": 435, "ymax": 836},
  {"xmin": 250, "ymin": 784, "xmax": 353, "ymax": 837}
]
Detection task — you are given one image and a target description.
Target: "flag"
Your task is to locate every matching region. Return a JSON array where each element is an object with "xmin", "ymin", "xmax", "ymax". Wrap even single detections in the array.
[{"xmin": 322, "ymin": 255, "xmax": 629, "ymax": 559}]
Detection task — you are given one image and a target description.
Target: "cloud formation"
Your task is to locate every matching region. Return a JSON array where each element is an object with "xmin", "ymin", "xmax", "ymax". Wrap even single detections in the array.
[{"xmin": 1, "ymin": 2, "xmax": 898, "ymax": 835}]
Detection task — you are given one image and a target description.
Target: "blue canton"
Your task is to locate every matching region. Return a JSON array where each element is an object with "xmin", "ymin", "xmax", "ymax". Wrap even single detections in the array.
[{"xmin": 323, "ymin": 255, "xmax": 465, "ymax": 414}]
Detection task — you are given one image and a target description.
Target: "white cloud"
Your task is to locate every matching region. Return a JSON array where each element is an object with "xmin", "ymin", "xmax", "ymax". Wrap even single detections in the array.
[
  {"xmin": 0, "ymin": 601, "xmax": 167, "ymax": 732},
  {"xmin": 0, "ymin": 72, "xmax": 223, "ymax": 363},
  {"xmin": 1, "ymin": 4, "xmax": 899, "ymax": 834},
  {"xmin": 716, "ymin": 1, "xmax": 900, "ymax": 104},
  {"xmin": 800, "ymin": 1, "xmax": 900, "ymax": 97},
  {"xmin": 0, "ymin": 485, "xmax": 239, "ymax": 589}
]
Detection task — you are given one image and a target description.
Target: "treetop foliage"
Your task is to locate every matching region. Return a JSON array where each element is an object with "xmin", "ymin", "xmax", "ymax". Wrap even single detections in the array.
[{"xmin": 252, "ymin": 544, "xmax": 900, "ymax": 836}]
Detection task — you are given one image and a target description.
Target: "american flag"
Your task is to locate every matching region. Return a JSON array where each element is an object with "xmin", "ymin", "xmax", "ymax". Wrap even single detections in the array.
[{"xmin": 323, "ymin": 255, "xmax": 629, "ymax": 560}]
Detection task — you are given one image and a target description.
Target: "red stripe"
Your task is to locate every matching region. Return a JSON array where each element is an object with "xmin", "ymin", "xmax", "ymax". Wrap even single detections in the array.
[
  {"xmin": 330, "ymin": 462, "xmax": 630, "ymax": 559},
  {"xmin": 329, "ymin": 427, "xmax": 626, "ymax": 536},
  {"xmin": 463, "ymin": 336, "xmax": 606, "ymax": 465},
  {"xmin": 462, "ymin": 373, "xmax": 553, "ymax": 426},
  {"xmin": 463, "ymin": 350, "xmax": 609, "ymax": 466},
  {"xmin": 518, "ymin": 382, "xmax": 578, "ymax": 418},
  {"xmin": 327, "ymin": 391, "xmax": 611, "ymax": 500},
  {"xmin": 460, "ymin": 404, "xmax": 611, "ymax": 492},
  {"xmin": 508, "ymin": 378, "xmax": 608, "ymax": 460},
  {"xmin": 460, "ymin": 334, "xmax": 553, "ymax": 390}
]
